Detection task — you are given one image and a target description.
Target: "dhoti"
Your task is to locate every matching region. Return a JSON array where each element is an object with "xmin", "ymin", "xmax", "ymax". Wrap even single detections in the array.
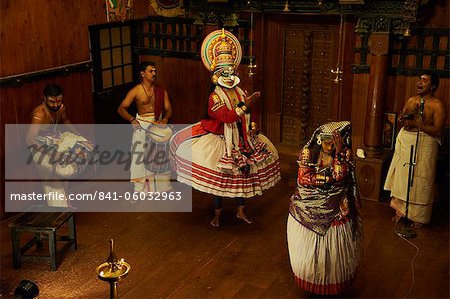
[
  {"xmin": 384, "ymin": 128, "xmax": 439, "ymax": 224},
  {"xmin": 32, "ymin": 150, "xmax": 69, "ymax": 207},
  {"xmin": 130, "ymin": 113, "xmax": 172, "ymax": 192}
]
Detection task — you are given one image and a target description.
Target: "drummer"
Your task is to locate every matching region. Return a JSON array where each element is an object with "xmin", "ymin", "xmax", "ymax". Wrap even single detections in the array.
[
  {"xmin": 26, "ymin": 84, "xmax": 80, "ymax": 207},
  {"xmin": 118, "ymin": 61, "xmax": 173, "ymax": 193}
]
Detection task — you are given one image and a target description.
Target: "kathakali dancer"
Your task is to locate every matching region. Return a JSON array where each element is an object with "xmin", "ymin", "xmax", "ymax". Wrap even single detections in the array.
[
  {"xmin": 287, "ymin": 121, "xmax": 363, "ymax": 295},
  {"xmin": 170, "ymin": 29, "xmax": 281, "ymax": 227}
]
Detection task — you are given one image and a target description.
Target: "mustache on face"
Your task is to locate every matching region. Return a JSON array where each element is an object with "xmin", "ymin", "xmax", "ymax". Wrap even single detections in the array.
[{"xmin": 45, "ymin": 101, "xmax": 61, "ymax": 112}]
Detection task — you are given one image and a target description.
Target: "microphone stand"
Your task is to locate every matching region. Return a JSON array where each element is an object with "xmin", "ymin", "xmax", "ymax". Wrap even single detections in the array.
[
  {"xmin": 395, "ymin": 98, "xmax": 424, "ymax": 238},
  {"xmin": 394, "ymin": 144, "xmax": 417, "ymax": 238}
]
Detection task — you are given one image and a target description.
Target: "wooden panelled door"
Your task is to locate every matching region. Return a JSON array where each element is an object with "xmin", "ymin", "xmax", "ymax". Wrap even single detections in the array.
[
  {"xmin": 282, "ymin": 27, "xmax": 337, "ymax": 146},
  {"xmin": 263, "ymin": 16, "xmax": 339, "ymax": 149}
]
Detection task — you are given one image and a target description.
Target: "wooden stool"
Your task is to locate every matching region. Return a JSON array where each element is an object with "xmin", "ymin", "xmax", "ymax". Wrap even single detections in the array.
[{"xmin": 9, "ymin": 206, "xmax": 77, "ymax": 271}]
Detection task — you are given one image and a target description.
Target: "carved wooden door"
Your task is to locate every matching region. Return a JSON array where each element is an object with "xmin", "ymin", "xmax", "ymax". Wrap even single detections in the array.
[{"xmin": 281, "ymin": 26, "xmax": 337, "ymax": 147}]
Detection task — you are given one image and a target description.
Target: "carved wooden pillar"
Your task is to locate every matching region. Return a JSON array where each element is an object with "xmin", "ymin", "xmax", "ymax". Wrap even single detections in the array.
[
  {"xmin": 355, "ymin": 33, "xmax": 392, "ymax": 201},
  {"xmin": 353, "ymin": 2, "xmax": 422, "ymax": 201},
  {"xmin": 363, "ymin": 33, "xmax": 389, "ymax": 156}
]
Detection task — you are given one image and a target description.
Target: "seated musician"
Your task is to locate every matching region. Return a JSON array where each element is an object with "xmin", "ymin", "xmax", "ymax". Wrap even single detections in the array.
[{"xmin": 26, "ymin": 84, "xmax": 91, "ymax": 207}]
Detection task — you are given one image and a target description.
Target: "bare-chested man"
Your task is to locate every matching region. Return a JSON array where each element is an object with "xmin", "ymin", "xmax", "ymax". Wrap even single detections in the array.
[
  {"xmin": 384, "ymin": 70, "xmax": 447, "ymax": 227},
  {"xmin": 27, "ymin": 84, "xmax": 76, "ymax": 147},
  {"xmin": 26, "ymin": 84, "xmax": 79, "ymax": 207},
  {"xmin": 118, "ymin": 61, "xmax": 173, "ymax": 193}
]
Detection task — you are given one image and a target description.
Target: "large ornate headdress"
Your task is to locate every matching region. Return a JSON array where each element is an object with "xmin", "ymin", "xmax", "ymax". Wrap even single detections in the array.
[{"xmin": 201, "ymin": 29, "xmax": 242, "ymax": 88}]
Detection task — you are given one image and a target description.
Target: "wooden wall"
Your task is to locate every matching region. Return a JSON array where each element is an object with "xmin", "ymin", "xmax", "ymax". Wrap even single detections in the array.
[
  {"xmin": 0, "ymin": 0, "xmax": 150, "ymax": 219},
  {"xmin": 1, "ymin": 0, "xmax": 150, "ymax": 123}
]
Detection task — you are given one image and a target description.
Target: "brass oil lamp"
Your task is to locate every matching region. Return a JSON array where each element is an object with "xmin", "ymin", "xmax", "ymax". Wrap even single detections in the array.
[{"xmin": 96, "ymin": 239, "xmax": 131, "ymax": 299}]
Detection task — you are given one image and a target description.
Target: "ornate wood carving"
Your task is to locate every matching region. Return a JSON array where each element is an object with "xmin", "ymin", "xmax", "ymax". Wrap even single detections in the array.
[
  {"xmin": 135, "ymin": 16, "xmax": 203, "ymax": 60},
  {"xmin": 370, "ymin": 33, "xmax": 389, "ymax": 55},
  {"xmin": 282, "ymin": 29, "xmax": 307, "ymax": 146},
  {"xmin": 308, "ymin": 30, "xmax": 335, "ymax": 131},
  {"xmin": 350, "ymin": 1, "xmax": 448, "ymax": 77},
  {"xmin": 354, "ymin": 26, "xmax": 450, "ymax": 78},
  {"xmin": 133, "ymin": 16, "xmax": 254, "ymax": 64},
  {"xmin": 390, "ymin": 27, "xmax": 450, "ymax": 78},
  {"xmin": 185, "ymin": 0, "xmax": 424, "ymax": 17},
  {"xmin": 300, "ymin": 32, "xmax": 313, "ymax": 145}
]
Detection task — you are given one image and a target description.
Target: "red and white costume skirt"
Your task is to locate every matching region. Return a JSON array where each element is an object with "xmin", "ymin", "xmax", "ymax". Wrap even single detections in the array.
[{"xmin": 170, "ymin": 122, "xmax": 281, "ymax": 198}]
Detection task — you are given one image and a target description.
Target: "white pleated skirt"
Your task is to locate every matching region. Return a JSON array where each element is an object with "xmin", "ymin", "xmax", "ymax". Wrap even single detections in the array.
[{"xmin": 287, "ymin": 213, "xmax": 362, "ymax": 295}]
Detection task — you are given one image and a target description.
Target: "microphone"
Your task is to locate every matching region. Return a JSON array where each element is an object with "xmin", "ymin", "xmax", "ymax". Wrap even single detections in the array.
[{"xmin": 419, "ymin": 97, "xmax": 425, "ymax": 117}]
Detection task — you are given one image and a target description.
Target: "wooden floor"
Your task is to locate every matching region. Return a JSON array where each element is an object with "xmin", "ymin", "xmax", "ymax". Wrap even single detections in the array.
[{"xmin": 1, "ymin": 177, "xmax": 448, "ymax": 298}]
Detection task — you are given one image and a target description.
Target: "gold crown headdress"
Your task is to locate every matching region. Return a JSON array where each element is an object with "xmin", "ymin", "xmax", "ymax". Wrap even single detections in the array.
[{"xmin": 201, "ymin": 29, "xmax": 242, "ymax": 76}]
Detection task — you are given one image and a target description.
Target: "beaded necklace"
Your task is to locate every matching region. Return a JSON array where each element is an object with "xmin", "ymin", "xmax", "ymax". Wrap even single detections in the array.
[
  {"xmin": 141, "ymin": 83, "xmax": 155, "ymax": 105},
  {"xmin": 43, "ymin": 102, "xmax": 59, "ymax": 133}
]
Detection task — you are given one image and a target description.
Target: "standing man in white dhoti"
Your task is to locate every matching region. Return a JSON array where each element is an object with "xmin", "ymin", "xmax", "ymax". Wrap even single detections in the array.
[
  {"xmin": 384, "ymin": 70, "xmax": 447, "ymax": 227},
  {"xmin": 118, "ymin": 61, "xmax": 173, "ymax": 193}
]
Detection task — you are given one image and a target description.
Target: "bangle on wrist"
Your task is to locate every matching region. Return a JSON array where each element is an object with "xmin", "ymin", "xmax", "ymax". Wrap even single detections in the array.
[
  {"xmin": 241, "ymin": 105, "xmax": 251, "ymax": 114},
  {"xmin": 237, "ymin": 102, "xmax": 251, "ymax": 114}
]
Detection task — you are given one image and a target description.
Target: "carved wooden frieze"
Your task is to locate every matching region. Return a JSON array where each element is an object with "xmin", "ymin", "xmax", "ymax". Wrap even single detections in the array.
[{"xmin": 184, "ymin": 0, "xmax": 423, "ymax": 16}]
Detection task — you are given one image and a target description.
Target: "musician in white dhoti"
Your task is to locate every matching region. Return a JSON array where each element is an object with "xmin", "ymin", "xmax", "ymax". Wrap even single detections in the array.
[
  {"xmin": 118, "ymin": 61, "xmax": 173, "ymax": 193},
  {"xmin": 27, "ymin": 84, "xmax": 92, "ymax": 207},
  {"xmin": 384, "ymin": 71, "xmax": 447, "ymax": 227}
]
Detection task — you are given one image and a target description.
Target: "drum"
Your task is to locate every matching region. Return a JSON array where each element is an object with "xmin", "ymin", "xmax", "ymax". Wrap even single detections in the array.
[
  {"xmin": 33, "ymin": 132, "xmax": 94, "ymax": 178},
  {"xmin": 56, "ymin": 140, "xmax": 94, "ymax": 178},
  {"xmin": 145, "ymin": 125, "xmax": 173, "ymax": 173}
]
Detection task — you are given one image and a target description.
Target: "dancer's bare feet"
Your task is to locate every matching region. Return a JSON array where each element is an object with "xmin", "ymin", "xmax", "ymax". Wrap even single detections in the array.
[
  {"xmin": 236, "ymin": 205, "xmax": 253, "ymax": 224},
  {"xmin": 210, "ymin": 209, "xmax": 222, "ymax": 228}
]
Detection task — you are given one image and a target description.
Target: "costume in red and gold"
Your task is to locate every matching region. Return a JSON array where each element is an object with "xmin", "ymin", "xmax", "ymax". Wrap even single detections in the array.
[
  {"xmin": 170, "ymin": 29, "xmax": 281, "ymax": 198},
  {"xmin": 287, "ymin": 121, "xmax": 363, "ymax": 295}
]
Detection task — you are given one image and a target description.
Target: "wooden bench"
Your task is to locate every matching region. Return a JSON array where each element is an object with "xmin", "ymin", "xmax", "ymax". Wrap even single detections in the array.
[{"xmin": 9, "ymin": 206, "xmax": 77, "ymax": 271}]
